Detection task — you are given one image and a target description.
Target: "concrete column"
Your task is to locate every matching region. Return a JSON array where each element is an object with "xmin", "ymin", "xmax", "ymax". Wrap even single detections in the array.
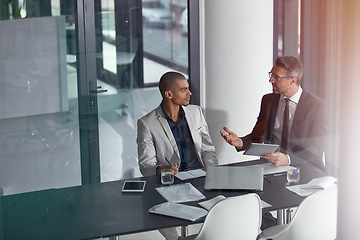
[{"xmin": 200, "ymin": 0, "xmax": 274, "ymax": 164}]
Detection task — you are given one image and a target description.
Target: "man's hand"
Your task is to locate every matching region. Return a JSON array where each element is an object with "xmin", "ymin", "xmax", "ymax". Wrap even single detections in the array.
[
  {"xmin": 157, "ymin": 164, "xmax": 179, "ymax": 175},
  {"xmin": 261, "ymin": 152, "xmax": 289, "ymax": 166},
  {"xmin": 220, "ymin": 127, "xmax": 243, "ymax": 148},
  {"xmin": 171, "ymin": 165, "xmax": 179, "ymax": 175}
]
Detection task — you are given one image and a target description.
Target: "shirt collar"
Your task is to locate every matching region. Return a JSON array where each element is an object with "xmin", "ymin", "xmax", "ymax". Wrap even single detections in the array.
[
  {"xmin": 160, "ymin": 101, "xmax": 185, "ymax": 122},
  {"xmin": 280, "ymin": 86, "xmax": 302, "ymax": 104}
]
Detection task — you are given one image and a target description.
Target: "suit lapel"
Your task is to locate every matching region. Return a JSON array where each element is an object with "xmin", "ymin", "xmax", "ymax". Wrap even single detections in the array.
[
  {"xmin": 291, "ymin": 90, "xmax": 307, "ymax": 133},
  {"xmin": 183, "ymin": 106, "xmax": 195, "ymax": 135},
  {"xmin": 183, "ymin": 106, "xmax": 203, "ymax": 164},
  {"xmin": 155, "ymin": 106, "xmax": 180, "ymax": 157},
  {"xmin": 266, "ymin": 93, "xmax": 280, "ymax": 142}
]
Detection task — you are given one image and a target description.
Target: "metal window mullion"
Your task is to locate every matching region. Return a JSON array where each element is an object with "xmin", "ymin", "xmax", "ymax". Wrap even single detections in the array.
[
  {"xmin": 76, "ymin": 0, "xmax": 101, "ymax": 185},
  {"xmin": 188, "ymin": 0, "xmax": 200, "ymax": 105}
]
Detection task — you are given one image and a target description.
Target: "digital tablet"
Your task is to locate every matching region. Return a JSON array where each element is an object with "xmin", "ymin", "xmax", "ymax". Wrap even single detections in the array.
[
  {"xmin": 243, "ymin": 143, "xmax": 279, "ymax": 156},
  {"xmin": 122, "ymin": 181, "xmax": 146, "ymax": 192}
]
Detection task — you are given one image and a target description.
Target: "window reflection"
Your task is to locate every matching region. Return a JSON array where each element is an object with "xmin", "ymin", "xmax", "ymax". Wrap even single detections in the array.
[
  {"xmin": 0, "ymin": 0, "xmax": 190, "ymax": 194},
  {"xmin": 0, "ymin": 0, "xmax": 81, "ymax": 195},
  {"xmin": 96, "ymin": 0, "xmax": 189, "ymax": 182},
  {"xmin": 143, "ymin": 0, "xmax": 188, "ymax": 84},
  {"xmin": 98, "ymin": 0, "xmax": 188, "ymax": 87}
]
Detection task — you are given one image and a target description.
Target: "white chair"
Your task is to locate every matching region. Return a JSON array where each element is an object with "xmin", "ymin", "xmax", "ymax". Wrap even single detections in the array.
[
  {"xmin": 258, "ymin": 187, "xmax": 337, "ymax": 240},
  {"xmin": 180, "ymin": 193, "xmax": 262, "ymax": 240}
]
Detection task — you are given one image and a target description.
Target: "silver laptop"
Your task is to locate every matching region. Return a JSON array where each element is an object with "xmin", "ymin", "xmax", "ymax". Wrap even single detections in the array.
[{"xmin": 204, "ymin": 166, "xmax": 264, "ymax": 191}]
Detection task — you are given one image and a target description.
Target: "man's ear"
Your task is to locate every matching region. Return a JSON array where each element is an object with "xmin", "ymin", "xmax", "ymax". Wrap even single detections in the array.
[{"xmin": 164, "ymin": 90, "xmax": 172, "ymax": 99}]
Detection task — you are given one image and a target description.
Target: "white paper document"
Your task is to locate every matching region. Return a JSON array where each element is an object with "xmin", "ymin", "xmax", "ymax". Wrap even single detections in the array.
[
  {"xmin": 156, "ymin": 183, "xmax": 206, "ymax": 203},
  {"xmin": 198, "ymin": 195, "xmax": 226, "ymax": 210},
  {"xmin": 286, "ymin": 176, "xmax": 337, "ymax": 197},
  {"xmin": 175, "ymin": 169, "xmax": 206, "ymax": 180},
  {"xmin": 248, "ymin": 162, "xmax": 296, "ymax": 175},
  {"xmin": 301, "ymin": 176, "xmax": 337, "ymax": 190},
  {"xmin": 149, "ymin": 202, "xmax": 208, "ymax": 221}
]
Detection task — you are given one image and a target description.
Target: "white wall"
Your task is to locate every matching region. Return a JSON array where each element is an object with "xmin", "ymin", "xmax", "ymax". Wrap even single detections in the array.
[{"xmin": 200, "ymin": 0, "xmax": 274, "ymax": 165}]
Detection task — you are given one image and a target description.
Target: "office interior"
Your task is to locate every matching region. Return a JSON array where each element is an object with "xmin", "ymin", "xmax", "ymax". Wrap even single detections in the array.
[{"xmin": 0, "ymin": 0, "xmax": 359, "ymax": 238}]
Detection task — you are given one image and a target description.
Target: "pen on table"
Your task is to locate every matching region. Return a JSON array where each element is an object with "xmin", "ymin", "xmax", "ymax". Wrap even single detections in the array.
[
  {"xmin": 263, "ymin": 176, "xmax": 272, "ymax": 183},
  {"xmin": 274, "ymin": 173, "xmax": 287, "ymax": 177},
  {"xmin": 165, "ymin": 157, "xmax": 173, "ymax": 166}
]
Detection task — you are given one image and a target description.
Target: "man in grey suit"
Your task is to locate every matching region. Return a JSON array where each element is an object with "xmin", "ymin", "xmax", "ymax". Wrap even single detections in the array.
[
  {"xmin": 137, "ymin": 71, "xmax": 218, "ymax": 239},
  {"xmin": 220, "ymin": 56, "xmax": 328, "ymax": 230}
]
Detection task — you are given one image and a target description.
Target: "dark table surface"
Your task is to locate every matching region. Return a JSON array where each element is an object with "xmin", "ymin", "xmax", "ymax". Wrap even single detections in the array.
[{"xmin": 0, "ymin": 160, "xmax": 326, "ymax": 240}]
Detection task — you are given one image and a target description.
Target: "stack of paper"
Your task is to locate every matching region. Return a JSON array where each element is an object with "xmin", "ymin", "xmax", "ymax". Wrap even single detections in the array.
[
  {"xmin": 149, "ymin": 202, "xmax": 208, "ymax": 221},
  {"xmin": 248, "ymin": 162, "xmax": 296, "ymax": 175},
  {"xmin": 301, "ymin": 176, "xmax": 337, "ymax": 190},
  {"xmin": 175, "ymin": 169, "xmax": 206, "ymax": 180},
  {"xmin": 286, "ymin": 176, "xmax": 337, "ymax": 197},
  {"xmin": 198, "ymin": 195, "xmax": 226, "ymax": 210},
  {"xmin": 156, "ymin": 183, "xmax": 206, "ymax": 203}
]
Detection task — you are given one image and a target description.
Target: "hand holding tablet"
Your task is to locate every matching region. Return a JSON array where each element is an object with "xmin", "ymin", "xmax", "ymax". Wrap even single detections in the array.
[{"xmin": 243, "ymin": 143, "xmax": 279, "ymax": 156}]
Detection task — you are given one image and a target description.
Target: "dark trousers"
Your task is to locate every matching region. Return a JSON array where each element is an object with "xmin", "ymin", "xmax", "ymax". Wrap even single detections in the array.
[{"xmin": 261, "ymin": 212, "xmax": 277, "ymax": 230}]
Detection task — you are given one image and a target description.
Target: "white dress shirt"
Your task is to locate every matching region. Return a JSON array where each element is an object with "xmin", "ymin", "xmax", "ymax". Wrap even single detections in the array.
[{"xmin": 273, "ymin": 86, "xmax": 303, "ymax": 164}]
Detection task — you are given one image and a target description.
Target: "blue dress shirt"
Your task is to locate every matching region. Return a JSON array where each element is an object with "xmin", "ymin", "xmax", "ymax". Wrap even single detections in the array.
[{"xmin": 161, "ymin": 103, "xmax": 202, "ymax": 171}]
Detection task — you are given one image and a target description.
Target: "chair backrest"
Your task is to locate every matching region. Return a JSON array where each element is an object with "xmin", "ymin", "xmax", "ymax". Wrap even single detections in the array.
[
  {"xmin": 272, "ymin": 187, "xmax": 337, "ymax": 240},
  {"xmin": 195, "ymin": 193, "xmax": 262, "ymax": 240}
]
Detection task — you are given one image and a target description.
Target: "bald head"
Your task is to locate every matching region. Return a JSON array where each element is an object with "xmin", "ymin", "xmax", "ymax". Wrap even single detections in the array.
[{"xmin": 159, "ymin": 72, "xmax": 187, "ymax": 98}]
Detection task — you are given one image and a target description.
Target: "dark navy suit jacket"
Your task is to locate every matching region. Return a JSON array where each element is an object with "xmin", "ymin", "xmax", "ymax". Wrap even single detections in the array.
[{"xmin": 239, "ymin": 90, "xmax": 328, "ymax": 172}]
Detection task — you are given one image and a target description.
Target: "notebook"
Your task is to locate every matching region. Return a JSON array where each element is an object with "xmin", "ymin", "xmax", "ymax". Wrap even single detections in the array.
[{"xmin": 204, "ymin": 166, "xmax": 264, "ymax": 191}]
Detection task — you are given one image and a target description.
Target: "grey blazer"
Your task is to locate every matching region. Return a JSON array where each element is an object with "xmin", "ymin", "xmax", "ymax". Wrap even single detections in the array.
[{"xmin": 137, "ymin": 104, "xmax": 218, "ymax": 176}]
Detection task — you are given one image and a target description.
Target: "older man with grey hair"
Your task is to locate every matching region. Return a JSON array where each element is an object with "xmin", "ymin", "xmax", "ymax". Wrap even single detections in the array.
[{"xmin": 220, "ymin": 56, "xmax": 328, "ymax": 230}]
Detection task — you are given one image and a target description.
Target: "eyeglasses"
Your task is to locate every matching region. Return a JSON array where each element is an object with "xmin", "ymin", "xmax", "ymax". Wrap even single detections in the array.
[{"xmin": 268, "ymin": 72, "xmax": 293, "ymax": 82}]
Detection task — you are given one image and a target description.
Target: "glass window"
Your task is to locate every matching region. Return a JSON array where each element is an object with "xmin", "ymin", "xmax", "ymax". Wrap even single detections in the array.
[
  {"xmin": 96, "ymin": 0, "xmax": 189, "ymax": 182},
  {"xmin": 0, "ymin": 0, "xmax": 81, "ymax": 195},
  {"xmin": 274, "ymin": 0, "xmax": 300, "ymax": 58},
  {"xmin": 142, "ymin": 0, "xmax": 188, "ymax": 85},
  {"xmin": 0, "ymin": 0, "xmax": 192, "ymax": 194}
]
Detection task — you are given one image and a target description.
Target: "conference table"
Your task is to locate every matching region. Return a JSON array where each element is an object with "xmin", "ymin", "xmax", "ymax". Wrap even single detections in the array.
[{"xmin": 0, "ymin": 159, "xmax": 326, "ymax": 240}]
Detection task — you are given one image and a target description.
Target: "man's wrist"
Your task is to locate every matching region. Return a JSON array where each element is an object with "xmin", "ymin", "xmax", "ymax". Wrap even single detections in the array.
[
  {"xmin": 286, "ymin": 154, "xmax": 291, "ymax": 165},
  {"xmin": 235, "ymin": 138, "xmax": 244, "ymax": 151}
]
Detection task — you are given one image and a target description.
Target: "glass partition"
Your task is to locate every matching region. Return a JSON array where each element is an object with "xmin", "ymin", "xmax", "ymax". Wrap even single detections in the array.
[
  {"xmin": 96, "ymin": 0, "xmax": 189, "ymax": 182},
  {"xmin": 0, "ymin": 0, "xmax": 81, "ymax": 195},
  {"xmin": 0, "ymin": 0, "xmax": 190, "ymax": 194}
]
